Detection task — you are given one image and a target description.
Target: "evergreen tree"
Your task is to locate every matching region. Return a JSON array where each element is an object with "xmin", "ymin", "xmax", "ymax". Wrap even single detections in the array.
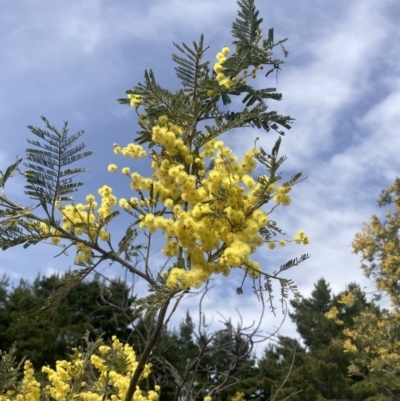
[
  {"xmin": 290, "ymin": 278, "xmax": 337, "ymax": 350},
  {"xmin": 256, "ymin": 336, "xmax": 317, "ymax": 401},
  {"xmin": 254, "ymin": 279, "xmax": 382, "ymax": 400},
  {"xmin": 199, "ymin": 320, "xmax": 256, "ymax": 401},
  {"xmin": 0, "ymin": 273, "xmax": 135, "ymax": 369},
  {"xmin": 149, "ymin": 313, "xmax": 259, "ymax": 401},
  {"xmin": 0, "ymin": 276, "xmax": 10, "ymax": 346},
  {"xmin": 149, "ymin": 313, "xmax": 198, "ymax": 401}
]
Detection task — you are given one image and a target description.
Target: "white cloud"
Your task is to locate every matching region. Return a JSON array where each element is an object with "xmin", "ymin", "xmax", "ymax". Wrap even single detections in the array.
[
  {"xmin": 1, "ymin": 0, "xmax": 237, "ymax": 77},
  {"xmin": 44, "ymin": 266, "xmax": 63, "ymax": 277},
  {"xmin": 276, "ymin": 0, "xmax": 388, "ymax": 165}
]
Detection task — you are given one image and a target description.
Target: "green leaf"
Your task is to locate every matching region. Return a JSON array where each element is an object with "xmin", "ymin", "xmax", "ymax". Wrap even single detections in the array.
[
  {"xmin": 0, "ymin": 344, "xmax": 26, "ymax": 393},
  {"xmin": 232, "ymin": 0, "xmax": 263, "ymax": 46},
  {"xmin": 23, "ymin": 116, "xmax": 92, "ymax": 209},
  {"xmin": 132, "ymin": 283, "xmax": 176, "ymax": 319},
  {"xmin": 0, "ymin": 159, "xmax": 22, "ymax": 190},
  {"xmin": 172, "ymin": 35, "xmax": 210, "ymax": 94},
  {"xmin": 118, "ymin": 226, "xmax": 138, "ymax": 254},
  {"xmin": 33, "ymin": 266, "xmax": 95, "ymax": 322},
  {"xmin": 102, "ymin": 210, "xmax": 120, "ymax": 225}
]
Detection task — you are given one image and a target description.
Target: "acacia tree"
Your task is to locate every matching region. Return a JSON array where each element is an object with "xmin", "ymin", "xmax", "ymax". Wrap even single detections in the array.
[
  {"xmin": 289, "ymin": 280, "xmax": 380, "ymax": 400},
  {"xmin": 327, "ymin": 178, "xmax": 400, "ymax": 399},
  {"xmin": 0, "ymin": 1, "xmax": 309, "ymax": 400}
]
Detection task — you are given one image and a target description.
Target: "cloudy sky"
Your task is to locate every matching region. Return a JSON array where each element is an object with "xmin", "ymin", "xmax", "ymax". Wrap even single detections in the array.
[{"xmin": 1, "ymin": 0, "xmax": 400, "ymax": 350}]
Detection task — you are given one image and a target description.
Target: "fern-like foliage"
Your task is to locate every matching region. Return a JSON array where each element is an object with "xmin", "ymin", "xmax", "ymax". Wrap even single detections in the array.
[
  {"xmin": 251, "ymin": 137, "xmax": 303, "ymax": 242},
  {"xmin": 0, "ymin": 117, "xmax": 93, "ymax": 251},
  {"xmin": 0, "ymin": 159, "xmax": 22, "ymax": 193},
  {"xmin": 0, "ymin": 344, "xmax": 25, "ymax": 394},
  {"xmin": 232, "ymin": 0, "xmax": 262, "ymax": 45},
  {"xmin": 118, "ymin": 70, "xmax": 195, "ymax": 146},
  {"xmin": 132, "ymin": 280, "xmax": 179, "ymax": 319},
  {"xmin": 118, "ymin": 0, "xmax": 293, "ymax": 152},
  {"xmin": 33, "ymin": 266, "xmax": 97, "ymax": 322},
  {"xmin": 253, "ymin": 254, "xmax": 309, "ymax": 314},
  {"xmin": 0, "ymin": 224, "xmax": 41, "ymax": 251},
  {"xmin": 225, "ymin": 0, "xmax": 285, "ymax": 77},
  {"xmin": 172, "ymin": 35, "xmax": 210, "ymax": 95},
  {"xmin": 24, "ymin": 116, "xmax": 92, "ymax": 215}
]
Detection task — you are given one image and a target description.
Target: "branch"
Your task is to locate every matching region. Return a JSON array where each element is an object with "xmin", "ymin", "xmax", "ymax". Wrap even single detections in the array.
[
  {"xmin": 124, "ymin": 289, "xmax": 184, "ymax": 401},
  {"xmin": 271, "ymin": 342, "xmax": 297, "ymax": 401}
]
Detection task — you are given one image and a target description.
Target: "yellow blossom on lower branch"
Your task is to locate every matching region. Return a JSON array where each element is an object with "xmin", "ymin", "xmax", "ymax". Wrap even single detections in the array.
[
  {"xmin": 231, "ymin": 391, "xmax": 246, "ymax": 401},
  {"xmin": 15, "ymin": 360, "xmax": 41, "ymax": 401},
  {"xmin": 338, "ymin": 292, "xmax": 357, "ymax": 307},
  {"xmin": 343, "ymin": 338, "xmax": 358, "ymax": 354},
  {"xmin": 3, "ymin": 337, "xmax": 160, "ymax": 401}
]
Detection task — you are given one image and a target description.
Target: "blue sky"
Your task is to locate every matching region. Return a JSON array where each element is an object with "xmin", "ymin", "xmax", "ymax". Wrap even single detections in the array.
[{"xmin": 1, "ymin": 0, "xmax": 400, "ymax": 350}]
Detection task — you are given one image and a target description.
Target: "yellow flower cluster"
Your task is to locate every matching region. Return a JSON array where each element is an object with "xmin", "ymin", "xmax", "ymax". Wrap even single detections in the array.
[
  {"xmin": 60, "ymin": 190, "xmax": 114, "ymax": 231},
  {"xmin": 339, "ymin": 309, "xmax": 400, "ymax": 380},
  {"xmin": 127, "ymin": 93, "xmax": 142, "ymax": 108},
  {"xmin": 273, "ymin": 186, "xmax": 291, "ymax": 206},
  {"xmin": 42, "ymin": 359, "xmax": 73, "ymax": 400},
  {"xmin": 212, "ymin": 44, "xmax": 265, "ymax": 90},
  {"xmin": 114, "ymin": 143, "xmax": 147, "ymax": 159},
  {"xmin": 338, "ymin": 292, "xmax": 357, "ymax": 307},
  {"xmin": 87, "ymin": 337, "xmax": 156, "ymax": 401},
  {"xmin": 151, "ymin": 118, "xmax": 190, "ymax": 161},
  {"xmin": 214, "ymin": 46, "xmax": 231, "ymax": 89},
  {"xmin": 293, "ymin": 230, "xmax": 309, "ymax": 245},
  {"xmin": 343, "ymin": 338, "xmax": 358, "ymax": 354},
  {"xmin": 29, "ymin": 221, "xmax": 61, "ymax": 245},
  {"xmin": 56, "ymin": 189, "xmax": 117, "ymax": 264},
  {"xmin": 231, "ymin": 391, "xmax": 246, "ymax": 401},
  {"xmin": 98, "ymin": 185, "xmax": 117, "ymax": 224},
  {"xmin": 112, "ymin": 118, "xmax": 308, "ymax": 289},
  {"xmin": 1, "ymin": 337, "xmax": 159, "ymax": 401},
  {"xmin": 11, "ymin": 360, "xmax": 41, "ymax": 401},
  {"xmin": 324, "ymin": 306, "xmax": 343, "ymax": 325}
]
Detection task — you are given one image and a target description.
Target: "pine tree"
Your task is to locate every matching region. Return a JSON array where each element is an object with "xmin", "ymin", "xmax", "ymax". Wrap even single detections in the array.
[
  {"xmin": 1, "ymin": 273, "xmax": 135, "ymax": 369},
  {"xmin": 290, "ymin": 279, "xmax": 337, "ymax": 350},
  {"xmin": 254, "ymin": 280, "xmax": 383, "ymax": 400}
]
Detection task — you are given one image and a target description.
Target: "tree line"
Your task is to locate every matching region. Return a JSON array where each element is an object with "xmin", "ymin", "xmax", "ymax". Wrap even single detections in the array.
[{"xmin": 0, "ymin": 272, "xmax": 392, "ymax": 400}]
